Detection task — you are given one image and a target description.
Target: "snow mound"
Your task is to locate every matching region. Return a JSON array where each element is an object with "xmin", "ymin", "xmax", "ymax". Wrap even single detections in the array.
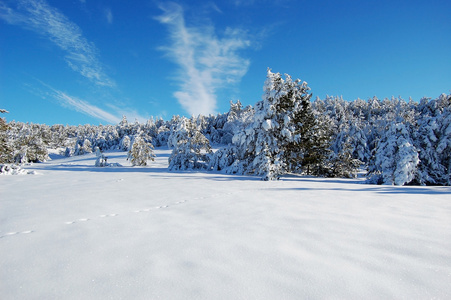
[{"xmin": 0, "ymin": 164, "xmax": 37, "ymax": 175}]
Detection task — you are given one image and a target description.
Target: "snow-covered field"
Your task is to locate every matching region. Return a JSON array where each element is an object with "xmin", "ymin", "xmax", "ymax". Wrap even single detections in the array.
[{"xmin": 1, "ymin": 148, "xmax": 450, "ymax": 299}]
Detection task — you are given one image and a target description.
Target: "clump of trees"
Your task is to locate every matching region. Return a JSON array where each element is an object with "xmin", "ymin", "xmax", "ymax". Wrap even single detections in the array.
[
  {"xmin": 167, "ymin": 117, "xmax": 211, "ymax": 171},
  {"xmin": 209, "ymin": 70, "xmax": 332, "ymax": 180},
  {"xmin": 1, "ymin": 70, "xmax": 450, "ymax": 186}
]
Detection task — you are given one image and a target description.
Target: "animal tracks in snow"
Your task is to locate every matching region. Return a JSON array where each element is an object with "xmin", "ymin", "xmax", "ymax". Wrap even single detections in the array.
[
  {"xmin": 99, "ymin": 214, "xmax": 118, "ymax": 217},
  {"xmin": 0, "ymin": 230, "xmax": 33, "ymax": 239},
  {"xmin": 1, "ymin": 191, "xmax": 235, "ymax": 240},
  {"xmin": 65, "ymin": 215, "xmax": 117, "ymax": 225},
  {"xmin": 64, "ymin": 218, "xmax": 91, "ymax": 225},
  {"xmin": 67, "ymin": 199, "xmax": 190, "ymax": 225},
  {"xmin": 133, "ymin": 200, "xmax": 186, "ymax": 213}
]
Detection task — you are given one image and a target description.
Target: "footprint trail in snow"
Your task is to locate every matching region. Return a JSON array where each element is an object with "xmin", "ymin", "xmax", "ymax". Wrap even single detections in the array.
[{"xmin": 0, "ymin": 192, "xmax": 234, "ymax": 239}]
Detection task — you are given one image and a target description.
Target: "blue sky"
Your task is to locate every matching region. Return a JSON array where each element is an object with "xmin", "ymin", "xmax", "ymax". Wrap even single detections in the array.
[{"xmin": 1, "ymin": 0, "xmax": 450, "ymax": 125}]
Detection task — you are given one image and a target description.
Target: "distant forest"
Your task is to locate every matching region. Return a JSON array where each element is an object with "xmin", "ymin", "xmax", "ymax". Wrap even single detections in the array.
[{"xmin": 1, "ymin": 70, "xmax": 450, "ymax": 186}]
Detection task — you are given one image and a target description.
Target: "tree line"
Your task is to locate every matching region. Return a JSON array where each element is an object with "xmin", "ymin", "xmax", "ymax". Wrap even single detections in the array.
[{"xmin": 1, "ymin": 70, "xmax": 450, "ymax": 185}]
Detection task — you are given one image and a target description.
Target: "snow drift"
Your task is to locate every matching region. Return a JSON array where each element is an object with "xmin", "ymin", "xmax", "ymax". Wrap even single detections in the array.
[{"xmin": 1, "ymin": 148, "xmax": 450, "ymax": 299}]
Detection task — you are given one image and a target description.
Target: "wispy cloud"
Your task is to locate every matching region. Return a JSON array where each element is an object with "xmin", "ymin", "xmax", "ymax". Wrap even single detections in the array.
[
  {"xmin": 30, "ymin": 80, "xmax": 118, "ymax": 123},
  {"xmin": 104, "ymin": 7, "xmax": 113, "ymax": 25},
  {"xmin": 0, "ymin": 0, "xmax": 115, "ymax": 87},
  {"xmin": 155, "ymin": 2, "xmax": 250, "ymax": 116},
  {"xmin": 232, "ymin": 0, "xmax": 256, "ymax": 6},
  {"xmin": 28, "ymin": 79, "xmax": 151, "ymax": 124},
  {"xmin": 53, "ymin": 90, "xmax": 121, "ymax": 124},
  {"xmin": 232, "ymin": 0, "xmax": 291, "ymax": 6}
]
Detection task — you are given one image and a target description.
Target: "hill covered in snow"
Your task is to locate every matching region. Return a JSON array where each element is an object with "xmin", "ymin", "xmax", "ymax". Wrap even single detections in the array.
[{"xmin": 1, "ymin": 148, "xmax": 450, "ymax": 299}]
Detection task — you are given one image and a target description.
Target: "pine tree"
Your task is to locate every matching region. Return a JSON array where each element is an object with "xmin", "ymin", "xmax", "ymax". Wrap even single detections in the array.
[
  {"xmin": 436, "ymin": 108, "xmax": 451, "ymax": 185},
  {"xmin": 326, "ymin": 139, "xmax": 362, "ymax": 178},
  {"xmin": 74, "ymin": 139, "xmax": 92, "ymax": 155},
  {"xmin": 82, "ymin": 139, "xmax": 93, "ymax": 154},
  {"xmin": 367, "ymin": 122, "xmax": 419, "ymax": 185},
  {"xmin": 127, "ymin": 135, "xmax": 155, "ymax": 166},
  {"xmin": 12, "ymin": 133, "xmax": 49, "ymax": 164},
  {"xmin": 0, "ymin": 109, "xmax": 12, "ymax": 163},
  {"xmin": 168, "ymin": 118, "xmax": 212, "ymax": 171},
  {"xmin": 230, "ymin": 69, "xmax": 330, "ymax": 180},
  {"xmin": 119, "ymin": 135, "xmax": 131, "ymax": 151},
  {"xmin": 414, "ymin": 94, "xmax": 451, "ymax": 185},
  {"xmin": 209, "ymin": 146, "xmax": 237, "ymax": 171},
  {"xmin": 94, "ymin": 147, "xmax": 107, "ymax": 167}
]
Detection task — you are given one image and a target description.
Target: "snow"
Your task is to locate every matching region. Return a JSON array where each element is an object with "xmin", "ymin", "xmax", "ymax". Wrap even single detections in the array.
[
  {"xmin": 262, "ymin": 119, "xmax": 272, "ymax": 130},
  {"xmin": 0, "ymin": 164, "xmax": 37, "ymax": 176},
  {"xmin": 1, "ymin": 148, "xmax": 451, "ymax": 299}
]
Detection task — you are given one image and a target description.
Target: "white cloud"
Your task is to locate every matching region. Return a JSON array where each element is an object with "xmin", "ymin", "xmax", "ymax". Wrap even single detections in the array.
[
  {"xmin": 105, "ymin": 103, "xmax": 149, "ymax": 124},
  {"xmin": 155, "ymin": 2, "xmax": 250, "ymax": 116},
  {"xmin": 233, "ymin": 0, "xmax": 255, "ymax": 6},
  {"xmin": 51, "ymin": 89, "xmax": 121, "ymax": 124},
  {"xmin": 0, "ymin": 0, "xmax": 115, "ymax": 87},
  {"xmin": 105, "ymin": 7, "xmax": 113, "ymax": 24},
  {"xmin": 32, "ymin": 80, "xmax": 150, "ymax": 124}
]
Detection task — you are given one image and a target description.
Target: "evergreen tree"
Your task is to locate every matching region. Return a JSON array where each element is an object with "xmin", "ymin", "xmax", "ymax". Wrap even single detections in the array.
[
  {"xmin": 209, "ymin": 146, "xmax": 237, "ymax": 171},
  {"xmin": 231, "ymin": 69, "xmax": 329, "ymax": 180},
  {"xmin": 367, "ymin": 122, "xmax": 419, "ymax": 185},
  {"xmin": 0, "ymin": 109, "xmax": 12, "ymax": 163},
  {"xmin": 13, "ymin": 133, "xmax": 49, "ymax": 164},
  {"xmin": 168, "ymin": 118, "xmax": 212, "ymax": 171},
  {"xmin": 119, "ymin": 135, "xmax": 131, "ymax": 151},
  {"xmin": 436, "ymin": 108, "xmax": 451, "ymax": 185},
  {"xmin": 127, "ymin": 135, "xmax": 155, "ymax": 166},
  {"xmin": 64, "ymin": 147, "xmax": 72, "ymax": 157},
  {"xmin": 82, "ymin": 139, "xmax": 93, "ymax": 154},
  {"xmin": 414, "ymin": 94, "xmax": 451, "ymax": 185},
  {"xmin": 74, "ymin": 139, "xmax": 92, "ymax": 155},
  {"xmin": 326, "ymin": 138, "xmax": 362, "ymax": 178},
  {"xmin": 94, "ymin": 147, "xmax": 107, "ymax": 167}
]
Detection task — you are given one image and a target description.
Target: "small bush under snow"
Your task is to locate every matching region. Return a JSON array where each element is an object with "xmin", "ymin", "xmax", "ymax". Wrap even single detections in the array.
[{"xmin": 0, "ymin": 164, "xmax": 36, "ymax": 175}]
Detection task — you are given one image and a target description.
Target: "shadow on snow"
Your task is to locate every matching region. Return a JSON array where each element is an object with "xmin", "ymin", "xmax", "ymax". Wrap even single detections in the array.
[{"xmin": 25, "ymin": 150, "xmax": 451, "ymax": 194}]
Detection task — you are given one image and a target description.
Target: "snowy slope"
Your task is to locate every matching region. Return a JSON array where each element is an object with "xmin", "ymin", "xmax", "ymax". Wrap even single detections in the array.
[{"xmin": 1, "ymin": 148, "xmax": 450, "ymax": 299}]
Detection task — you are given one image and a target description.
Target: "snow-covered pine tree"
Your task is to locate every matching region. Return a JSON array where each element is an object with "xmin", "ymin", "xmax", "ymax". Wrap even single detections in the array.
[
  {"xmin": 64, "ymin": 147, "xmax": 73, "ymax": 157},
  {"xmin": 326, "ymin": 139, "xmax": 362, "ymax": 178},
  {"xmin": 0, "ymin": 109, "xmax": 12, "ymax": 163},
  {"xmin": 168, "ymin": 118, "xmax": 212, "ymax": 171},
  {"xmin": 230, "ymin": 71, "xmax": 283, "ymax": 180},
  {"xmin": 208, "ymin": 145, "xmax": 237, "ymax": 171},
  {"xmin": 231, "ymin": 69, "xmax": 329, "ymax": 180},
  {"xmin": 127, "ymin": 134, "xmax": 155, "ymax": 166},
  {"xmin": 219, "ymin": 100, "xmax": 254, "ymax": 144},
  {"xmin": 300, "ymin": 100, "xmax": 332, "ymax": 176},
  {"xmin": 154, "ymin": 125, "xmax": 170, "ymax": 147},
  {"xmin": 414, "ymin": 94, "xmax": 451, "ymax": 185},
  {"xmin": 227, "ymin": 100, "xmax": 243, "ymax": 123},
  {"xmin": 119, "ymin": 135, "xmax": 131, "ymax": 151},
  {"xmin": 48, "ymin": 124, "xmax": 67, "ymax": 149},
  {"xmin": 94, "ymin": 146, "xmax": 107, "ymax": 167},
  {"xmin": 367, "ymin": 122, "xmax": 419, "ymax": 185},
  {"xmin": 414, "ymin": 113, "xmax": 444, "ymax": 185},
  {"xmin": 74, "ymin": 139, "xmax": 92, "ymax": 156},
  {"xmin": 117, "ymin": 115, "xmax": 132, "ymax": 137},
  {"xmin": 435, "ymin": 103, "xmax": 451, "ymax": 185},
  {"xmin": 82, "ymin": 139, "xmax": 92, "ymax": 154},
  {"xmin": 314, "ymin": 98, "xmax": 363, "ymax": 177},
  {"xmin": 74, "ymin": 142, "xmax": 81, "ymax": 156},
  {"xmin": 13, "ymin": 133, "xmax": 49, "ymax": 164}
]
